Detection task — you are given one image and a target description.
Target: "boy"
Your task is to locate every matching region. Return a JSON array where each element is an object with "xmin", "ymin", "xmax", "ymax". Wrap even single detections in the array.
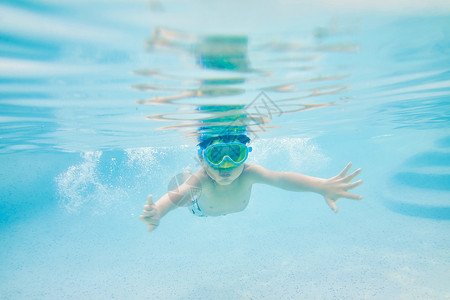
[{"xmin": 140, "ymin": 134, "xmax": 363, "ymax": 232}]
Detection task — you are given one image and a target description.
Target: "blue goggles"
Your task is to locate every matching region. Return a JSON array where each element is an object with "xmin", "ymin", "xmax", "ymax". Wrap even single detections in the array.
[{"xmin": 199, "ymin": 142, "xmax": 252, "ymax": 168}]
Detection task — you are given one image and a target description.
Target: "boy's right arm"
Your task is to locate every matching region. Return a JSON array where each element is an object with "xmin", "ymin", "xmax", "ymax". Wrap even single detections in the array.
[
  {"xmin": 140, "ymin": 170, "xmax": 203, "ymax": 232},
  {"xmin": 139, "ymin": 188, "xmax": 191, "ymax": 232}
]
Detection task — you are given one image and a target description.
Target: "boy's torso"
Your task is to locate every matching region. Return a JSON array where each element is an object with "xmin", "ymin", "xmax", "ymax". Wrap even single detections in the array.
[{"xmin": 195, "ymin": 166, "xmax": 253, "ymax": 216}]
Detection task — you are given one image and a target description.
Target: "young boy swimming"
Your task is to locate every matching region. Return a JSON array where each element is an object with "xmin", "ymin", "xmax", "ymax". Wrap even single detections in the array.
[{"xmin": 140, "ymin": 134, "xmax": 363, "ymax": 232}]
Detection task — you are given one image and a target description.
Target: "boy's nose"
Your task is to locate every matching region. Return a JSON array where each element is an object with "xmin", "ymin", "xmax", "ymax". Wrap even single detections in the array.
[{"xmin": 218, "ymin": 160, "xmax": 235, "ymax": 169}]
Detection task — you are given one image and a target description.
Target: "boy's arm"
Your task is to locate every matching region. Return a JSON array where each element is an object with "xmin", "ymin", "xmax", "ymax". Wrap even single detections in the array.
[
  {"xmin": 140, "ymin": 169, "xmax": 203, "ymax": 231},
  {"xmin": 246, "ymin": 162, "xmax": 362, "ymax": 213}
]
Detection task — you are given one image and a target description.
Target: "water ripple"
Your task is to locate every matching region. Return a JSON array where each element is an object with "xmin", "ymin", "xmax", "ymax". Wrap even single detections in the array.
[{"xmin": 134, "ymin": 27, "xmax": 355, "ymax": 140}]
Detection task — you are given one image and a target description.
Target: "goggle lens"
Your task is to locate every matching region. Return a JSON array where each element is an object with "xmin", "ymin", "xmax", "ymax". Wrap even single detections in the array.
[{"xmin": 204, "ymin": 143, "xmax": 249, "ymax": 166}]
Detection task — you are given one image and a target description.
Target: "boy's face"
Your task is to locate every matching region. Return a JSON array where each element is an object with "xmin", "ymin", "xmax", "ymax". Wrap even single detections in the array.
[
  {"xmin": 203, "ymin": 161, "xmax": 245, "ymax": 185},
  {"xmin": 200, "ymin": 139, "xmax": 246, "ymax": 185}
]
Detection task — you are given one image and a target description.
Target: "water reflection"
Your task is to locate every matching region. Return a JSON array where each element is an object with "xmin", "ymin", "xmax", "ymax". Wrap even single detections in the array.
[{"xmin": 135, "ymin": 26, "xmax": 355, "ymax": 141}]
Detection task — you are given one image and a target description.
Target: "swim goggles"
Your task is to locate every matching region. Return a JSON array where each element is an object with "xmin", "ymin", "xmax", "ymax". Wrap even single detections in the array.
[{"xmin": 200, "ymin": 142, "xmax": 252, "ymax": 168}]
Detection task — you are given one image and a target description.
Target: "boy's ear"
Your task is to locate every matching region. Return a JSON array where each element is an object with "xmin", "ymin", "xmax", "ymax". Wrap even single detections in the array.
[
  {"xmin": 197, "ymin": 154, "xmax": 204, "ymax": 167},
  {"xmin": 197, "ymin": 148, "xmax": 204, "ymax": 163}
]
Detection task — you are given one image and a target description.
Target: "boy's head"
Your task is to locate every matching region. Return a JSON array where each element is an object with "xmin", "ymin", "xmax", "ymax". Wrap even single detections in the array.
[
  {"xmin": 198, "ymin": 134, "xmax": 250, "ymax": 150},
  {"xmin": 198, "ymin": 134, "xmax": 251, "ymax": 185}
]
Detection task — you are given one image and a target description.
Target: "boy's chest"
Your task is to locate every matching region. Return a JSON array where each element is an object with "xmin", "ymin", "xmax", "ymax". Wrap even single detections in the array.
[{"xmin": 197, "ymin": 181, "xmax": 252, "ymax": 216}]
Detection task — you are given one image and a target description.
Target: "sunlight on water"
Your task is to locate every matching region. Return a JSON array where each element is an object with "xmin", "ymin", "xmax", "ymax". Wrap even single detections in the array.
[{"xmin": 134, "ymin": 26, "xmax": 357, "ymax": 142}]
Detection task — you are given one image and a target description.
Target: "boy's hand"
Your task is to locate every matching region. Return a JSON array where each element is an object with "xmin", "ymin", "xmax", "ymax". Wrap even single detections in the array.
[
  {"xmin": 140, "ymin": 195, "xmax": 160, "ymax": 232},
  {"xmin": 322, "ymin": 162, "xmax": 363, "ymax": 213}
]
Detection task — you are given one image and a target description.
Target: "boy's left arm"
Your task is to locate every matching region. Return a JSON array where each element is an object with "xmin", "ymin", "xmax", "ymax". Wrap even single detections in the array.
[{"xmin": 246, "ymin": 162, "xmax": 362, "ymax": 213}]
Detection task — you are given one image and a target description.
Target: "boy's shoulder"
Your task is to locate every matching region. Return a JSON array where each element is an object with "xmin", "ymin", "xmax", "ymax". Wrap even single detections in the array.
[
  {"xmin": 242, "ymin": 163, "xmax": 281, "ymax": 185},
  {"xmin": 242, "ymin": 163, "xmax": 268, "ymax": 180},
  {"xmin": 193, "ymin": 167, "xmax": 208, "ymax": 179},
  {"xmin": 243, "ymin": 163, "xmax": 265, "ymax": 173}
]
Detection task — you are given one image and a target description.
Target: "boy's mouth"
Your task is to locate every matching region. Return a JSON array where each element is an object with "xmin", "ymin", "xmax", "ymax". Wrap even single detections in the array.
[{"xmin": 218, "ymin": 169, "xmax": 233, "ymax": 177}]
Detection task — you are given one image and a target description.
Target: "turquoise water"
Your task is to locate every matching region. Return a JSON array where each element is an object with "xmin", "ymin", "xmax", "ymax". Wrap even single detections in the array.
[{"xmin": 1, "ymin": 0, "xmax": 450, "ymax": 299}]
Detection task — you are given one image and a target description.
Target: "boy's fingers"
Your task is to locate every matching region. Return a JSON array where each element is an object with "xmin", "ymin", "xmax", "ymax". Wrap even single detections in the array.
[
  {"xmin": 140, "ymin": 215, "xmax": 159, "ymax": 225},
  {"xmin": 345, "ymin": 168, "xmax": 362, "ymax": 182},
  {"xmin": 148, "ymin": 224, "xmax": 157, "ymax": 232},
  {"xmin": 142, "ymin": 209, "xmax": 157, "ymax": 217},
  {"xmin": 325, "ymin": 197, "xmax": 338, "ymax": 213},
  {"xmin": 144, "ymin": 204, "xmax": 155, "ymax": 210},
  {"xmin": 140, "ymin": 215, "xmax": 153, "ymax": 222},
  {"xmin": 346, "ymin": 179, "xmax": 363, "ymax": 190},
  {"xmin": 147, "ymin": 195, "xmax": 153, "ymax": 205},
  {"xmin": 140, "ymin": 215, "xmax": 152, "ymax": 222},
  {"xmin": 337, "ymin": 162, "xmax": 352, "ymax": 178},
  {"xmin": 341, "ymin": 191, "xmax": 363, "ymax": 200},
  {"xmin": 141, "ymin": 195, "xmax": 159, "ymax": 232}
]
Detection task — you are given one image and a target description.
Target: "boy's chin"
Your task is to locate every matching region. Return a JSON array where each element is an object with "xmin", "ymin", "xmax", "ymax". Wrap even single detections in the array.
[{"xmin": 214, "ymin": 177, "xmax": 233, "ymax": 185}]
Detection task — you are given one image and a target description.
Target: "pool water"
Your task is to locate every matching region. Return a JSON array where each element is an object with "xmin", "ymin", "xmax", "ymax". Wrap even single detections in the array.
[{"xmin": 1, "ymin": 0, "xmax": 449, "ymax": 299}]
